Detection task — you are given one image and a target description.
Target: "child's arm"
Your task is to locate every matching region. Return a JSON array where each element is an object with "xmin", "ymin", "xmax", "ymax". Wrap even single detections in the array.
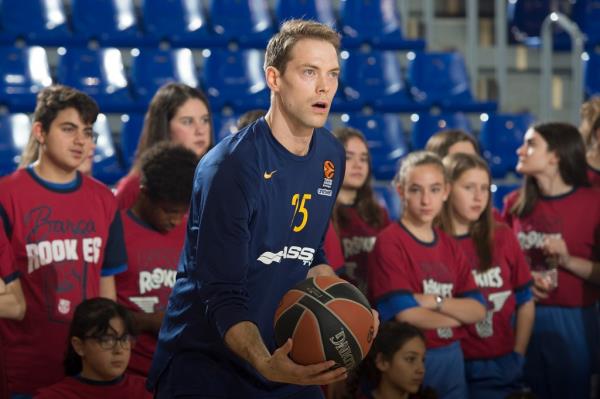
[
  {"xmin": 130, "ymin": 310, "xmax": 164, "ymax": 335},
  {"xmin": 414, "ymin": 293, "xmax": 486, "ymax": 324},
  {"xmin": 514, "ymin": 299, "xmax": 534, "ymax": 355},
  {"xmin": 99, "ymin": 276, "xmax": 117, "ymax": 300},
  {"xmin": 396, "ymin": 305, "xmax": 461, "ymax": 329},
  {"xmin": 0, "ymin": 278, "xmax": 26, "ymax": 320}
]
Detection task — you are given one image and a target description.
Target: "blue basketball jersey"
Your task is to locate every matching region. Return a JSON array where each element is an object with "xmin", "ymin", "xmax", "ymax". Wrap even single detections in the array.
[{"xmin": 147, "ymin": 118, "xmax": 345, "ymax": 398}]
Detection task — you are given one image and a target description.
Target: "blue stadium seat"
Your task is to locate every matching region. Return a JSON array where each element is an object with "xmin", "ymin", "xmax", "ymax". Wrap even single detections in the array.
[
  {"xmin": 575, "ymin": 0, "xmax": 600, "ymax": 48},
  {"xmin": 343, "ymin": 113, "xmax": 408, "ymax": 181},
  {"xmin": 208, "ymin": 0, "xmax": 274, "ymax": 48},
  {"xmin": 71, "ymin": 0, "xmax": 142, "ymax": 46},
  {"xmin": 275, "ymin": 0, "xmax": 337, "ymax": 29},
  {"xmin": 373, "ymin": 184, "xmax": 401, "ymax": 221},
  {"xmin": 339, "ymin": 0, "xmax": 425, "ymax": 50},
  {"xmin": 92, "ymin": 114, "xmax": 124, "ymax": 184},
  {"xmin": 480, "ymin": 113, "xmax": 534, "ymax": 178},
  {"xmin": 130, "ymin": 48, "xmax": 198, "ymax": 108},
  {"xmin": 584, "ymin": 51, "xmax": 600, "ymax": 98},
  {"xmin": 507, "ymin": 0, "xmax": 574, "ymax": 50},
  {"xmin": 410, "ymin": 112, "xmax": 472, "ymax": 150},
  {"xmin": 0, "ymin": 0, "xmax": 72, "ymax": 45},
  {"xmin": 0, "ymin": 46, "xmax": 52, "ymax": 112},
  {"xmin": 57, "ymin": 47, "xmax": 135, "ymax": 113},
  {"xmin": 0, "ymin": 113, "xmax": 31, "ymax": 176},
  {"xmin": 119, "ymin": 113, "xmax": 144, "ymax": 170},
  {"xmin": 202, "ymin": 49, "xmax": 270, "ymax": 112},
  {"xmin": 491, "ymin": 181, "xmax": 521, "ymax": 211},
  {"xmin": 340, "ymin": 50, "xmax": 425, "ymax": 112},
  {"xmin": 212, "ymin": 113, "xmax": 240, "ymax": 142},
  {"xmin": 406, "ymin": 51, "xmax": 497, "ymax": 112},
  {"xmin": 140, "ymin": 0, "xmax": 213, "ymax": 47}
]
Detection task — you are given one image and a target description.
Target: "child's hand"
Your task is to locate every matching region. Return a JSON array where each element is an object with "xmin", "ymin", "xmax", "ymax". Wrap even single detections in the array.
[{"xmin": 0, "ymin": 278, "xmax": 6, "ymax": 295}]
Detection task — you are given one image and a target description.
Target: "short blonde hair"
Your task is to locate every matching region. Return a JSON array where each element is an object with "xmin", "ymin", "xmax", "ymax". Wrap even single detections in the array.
[{"xmin": 264, "ymin": 19, "xmax": 340, "ymax": 74}]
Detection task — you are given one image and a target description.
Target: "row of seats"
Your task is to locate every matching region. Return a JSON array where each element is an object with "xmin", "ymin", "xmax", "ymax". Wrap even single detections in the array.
[
  {"xmin": 0, "ymin": 111, "xmax": 534, "ymax": 184},
  {"xmin": 0, "ymin": 46, "xmax": 500, "ymax": 114},
  {"xmin": 0, "ymin": 0, "xmax": 424, "ymax": 50},
  {"xmin": 509, "ymin": 0, "xmax": 600, "ymax": 49}
]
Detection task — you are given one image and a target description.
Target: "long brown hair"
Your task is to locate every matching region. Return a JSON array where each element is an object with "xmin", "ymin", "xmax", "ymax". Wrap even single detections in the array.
[
  {"xmin": 425, "ymin": 129, "xmax": 480, "ymax": 157},
  {"xmin": 333, "ymin": 127, "xmax": 386, "ymax": 230},
  {"xmin": 439, "ymin": 153, "xmax": 494, "ymax": 271},
  {"xmin": 131, "ymin": 83, "xmax": 213, "ymax": 173},
  {"xmin": 510, "ymin": 122, "xmax": 589, "ymax": 217}
]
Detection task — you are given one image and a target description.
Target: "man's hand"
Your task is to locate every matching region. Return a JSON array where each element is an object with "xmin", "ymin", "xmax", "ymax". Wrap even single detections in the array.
[{"xmin": 256, "ymin": 339, "xmax": 348, "ymax": 386}]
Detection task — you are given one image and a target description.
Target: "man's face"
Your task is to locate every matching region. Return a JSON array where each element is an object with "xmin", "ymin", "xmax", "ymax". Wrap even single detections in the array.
[{"xmin": 275, "ymin": 38, "xmax": 339, "ymax": 131}]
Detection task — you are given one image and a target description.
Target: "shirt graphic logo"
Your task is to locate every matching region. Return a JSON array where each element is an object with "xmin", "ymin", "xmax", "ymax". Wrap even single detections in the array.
[
  {"xmin": 58, "ymin": 299, "xmax": 71, "ymax": 315},
  {"xmin": 257, "ymin": 246, "xmax": 315, "ymax": 266},
  {"xmin": 263, "ymin": 170, "xmax": 277, "ymax": 179},
  {"xmin": 323, "ymin": 161, "xmax": 335, "ymax": 179}
]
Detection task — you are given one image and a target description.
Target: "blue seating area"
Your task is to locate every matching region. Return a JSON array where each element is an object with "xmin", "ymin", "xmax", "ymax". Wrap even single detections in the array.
[
  {"xmin": 0, "ymin": 113, "xmax": 30, "ymax": 176},
  {"xmin": 410, "ymin": 112, "xmax": 472, "ymax": 150}
]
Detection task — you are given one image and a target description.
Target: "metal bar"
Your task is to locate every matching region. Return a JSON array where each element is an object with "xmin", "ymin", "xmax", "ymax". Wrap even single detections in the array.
[
  {"xmin": 540, "ymin": 12, "xmax": 585, "ymax": 123},
  {"xmin": 423, "ymin": 0, "xmax": 434, "ymax": 48},
  {"xmin": 495, "ymin": 0, "xmax": 508, "ymax": 111},
  {"xmin": 466, "ymin": 0, "xmax": 479, "ymax": 93},
  {"xmin": 399, "ymin": 0, "xmax": 409, "ymax": 38}
]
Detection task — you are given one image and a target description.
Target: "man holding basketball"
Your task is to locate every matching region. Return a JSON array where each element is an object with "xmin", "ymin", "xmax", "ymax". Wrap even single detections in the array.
[{"xmin": 148, "ymin": 20, "xmax": 359, "ymax": 398}]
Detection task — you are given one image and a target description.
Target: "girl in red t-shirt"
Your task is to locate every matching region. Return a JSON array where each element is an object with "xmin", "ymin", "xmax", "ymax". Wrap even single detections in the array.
[{"xmin": 35, "ymin": 298, "xmax": 151, "ymax": 399}]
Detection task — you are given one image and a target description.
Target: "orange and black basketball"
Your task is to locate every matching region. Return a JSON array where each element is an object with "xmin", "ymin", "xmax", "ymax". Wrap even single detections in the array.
[{"xmin": 273, "ymin": 275, "xmax": 375, "ymax": 371}]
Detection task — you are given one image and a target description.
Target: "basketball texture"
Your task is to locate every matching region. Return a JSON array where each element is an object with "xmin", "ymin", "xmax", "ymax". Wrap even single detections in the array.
[{"xmin": 273, "ymin": 275, "xmax": 375, "ymax": 370}]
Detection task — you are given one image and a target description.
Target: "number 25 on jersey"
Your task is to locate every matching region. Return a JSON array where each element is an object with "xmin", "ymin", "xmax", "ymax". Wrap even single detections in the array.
[{"xmin": 290, "ymin": 194, "xmax": 311, "ymax": 232}]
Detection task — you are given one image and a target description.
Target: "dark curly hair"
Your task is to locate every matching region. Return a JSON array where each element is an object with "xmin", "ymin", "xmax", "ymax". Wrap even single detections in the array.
[
  {"xmin": 34, "ymin": 85, "xmax": 99, "ymax": 132},
  {"xmin": 139, "ymin": 142, "xmax": 199, "ymax": 205}
]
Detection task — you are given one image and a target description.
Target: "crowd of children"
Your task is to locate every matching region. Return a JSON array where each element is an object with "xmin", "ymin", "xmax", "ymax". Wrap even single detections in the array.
[{"xmin": 0, "ymin": 62, "xmax": 598, "ymax": 399}]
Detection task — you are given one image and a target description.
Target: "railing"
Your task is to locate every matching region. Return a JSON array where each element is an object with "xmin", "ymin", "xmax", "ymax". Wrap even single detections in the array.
[{"xmin": 540, "ymin": 12, "xmax": 584, "ymax": 123}]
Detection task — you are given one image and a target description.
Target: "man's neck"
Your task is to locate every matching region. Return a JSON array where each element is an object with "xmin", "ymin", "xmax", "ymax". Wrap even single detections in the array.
[
  {"xmin": 265, "ymin": 103, "xmax": 314, "ymax": 156},
  {"xmin": 33, "ymin": 159, "xmax": 77, "ymax": 184}
]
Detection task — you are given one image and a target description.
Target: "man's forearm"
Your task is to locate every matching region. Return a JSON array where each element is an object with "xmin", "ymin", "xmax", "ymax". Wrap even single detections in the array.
[{"xmin": 224, "ymin": 321, "xmax": 271, "ymax": 373}]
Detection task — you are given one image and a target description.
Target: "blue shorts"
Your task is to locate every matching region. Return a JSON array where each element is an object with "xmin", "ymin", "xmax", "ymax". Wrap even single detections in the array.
[
  {"xmin": 154, "ymin": 351, "xmax": 324, "ymax": 399},
  {"xmin": 424, "ymin": 341, "xmax": 468, "ymax": 399},
  {"xmin": 465, "ymin": 351, "xmax": 525, "ymax": 399},
  {"xmin": 524, "ymin": 305, "xmax": 600, "ymax": 399}
]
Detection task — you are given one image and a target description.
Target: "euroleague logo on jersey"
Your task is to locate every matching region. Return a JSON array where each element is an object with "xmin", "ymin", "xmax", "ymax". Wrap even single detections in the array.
[{"xmin": 318, "ymin": 160, "xmax": 335, "ymax": 197}]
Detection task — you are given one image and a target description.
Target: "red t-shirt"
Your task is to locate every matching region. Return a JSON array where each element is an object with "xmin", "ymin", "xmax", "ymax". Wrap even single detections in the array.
[
  {"xmin": 337, "ymin": 205, "xmax": 390, "ymax": 292},
  {"xmin": 0, "ymin": 169, "xmax": 127, "ymax": 394},
  {"xmin": 457, "ymin": 224, "xmax": 532, "ymax": 359},
  {"xmin": 323, "ymin": 220, "xmax": 345, "ymax": 270},
  {"xmin": 116, "ymin": 210, "xmax": 185, "ymax": 376},
  {"xmin": 588, "ymin": 165, "xmax": 600, "ymax": 188},
  {"xmin": 34, "ymin": 374, "xmax": 152, "ymax": 399},
  {"xmin": 115, "ymin": 173, "xmax": 141, "ymax": 210},
  {"xmin": 503, "ymin": 187, "xmax": 600, "ymax": 307},
  {"xmin": 368, "ymin": 222, "xmax": 480, "ymax": 349},
  {"xmin": 0, "ymin": 227, "xmax": 16, "ymax": 399}
]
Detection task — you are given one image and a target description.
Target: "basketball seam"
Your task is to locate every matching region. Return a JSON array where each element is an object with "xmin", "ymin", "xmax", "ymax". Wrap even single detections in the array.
[
  {"xmin": 309, "ymin": 278, "xmax": 336, "ymax": 302},
  {"xmin": 325, "ymin": 301, "xmax": 371, "ymax": 362},
  {"xmin": 276, "ymin": 289, "xmax": 308, "ymax": 315},
  {"xmin": 295, "ymin": 302, "xmax": 326, "ymax": 364},
  {"xmin": 326, "ymin": 282, "xmax": 372, "ymax": 312},
  {"xmin": 301, "ymin": 295, "xmax": 368, "ymax": 364}
]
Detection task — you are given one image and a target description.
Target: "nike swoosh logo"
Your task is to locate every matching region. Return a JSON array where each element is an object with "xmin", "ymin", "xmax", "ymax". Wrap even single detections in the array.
[{"xmin": 263, "ymin": 170, "xmax": 277, "ymax": 179}]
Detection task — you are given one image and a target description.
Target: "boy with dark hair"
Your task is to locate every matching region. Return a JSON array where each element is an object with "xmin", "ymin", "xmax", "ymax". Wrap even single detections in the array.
[
  {"xmin": 0, "ymin": 85, "xmax": 127, "ymax": 397},
  {"xmin": 115, "ymin": 142, "xmax": 198, "ymax": 377}
]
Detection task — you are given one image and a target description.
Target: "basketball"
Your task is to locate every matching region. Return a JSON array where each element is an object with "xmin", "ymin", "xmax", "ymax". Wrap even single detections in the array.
[{"xmin": 273, "ymin": 275, "xmax": 375, "ymax": 370}]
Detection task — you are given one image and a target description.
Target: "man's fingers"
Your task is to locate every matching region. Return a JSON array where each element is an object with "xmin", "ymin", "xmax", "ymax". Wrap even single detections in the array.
[{"xmin": 306, "ymin": 365, "xmax": 348, "ymax": 385}]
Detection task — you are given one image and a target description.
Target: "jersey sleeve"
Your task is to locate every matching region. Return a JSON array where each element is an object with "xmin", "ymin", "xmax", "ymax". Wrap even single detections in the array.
[
  {"xmin": 368, "ymin": 230, "xmax": 414, "ymax": 300},
  {"xmin": 192, "ymin": 157, "xmax": 257, "ymax": 338},
  {"xmin": 101, "ymin": 210, "xmax": 128, "ymax": 276}
]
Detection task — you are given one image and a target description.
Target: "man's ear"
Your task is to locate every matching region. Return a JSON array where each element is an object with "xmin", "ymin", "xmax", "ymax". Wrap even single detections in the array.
[
  {"xmin": 32, "ymin": 122, "xmax": 46, "ymax": 145},
  {"xmin": 265, "ymin": 66, "xmax": 281, "ymax": 93}
]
